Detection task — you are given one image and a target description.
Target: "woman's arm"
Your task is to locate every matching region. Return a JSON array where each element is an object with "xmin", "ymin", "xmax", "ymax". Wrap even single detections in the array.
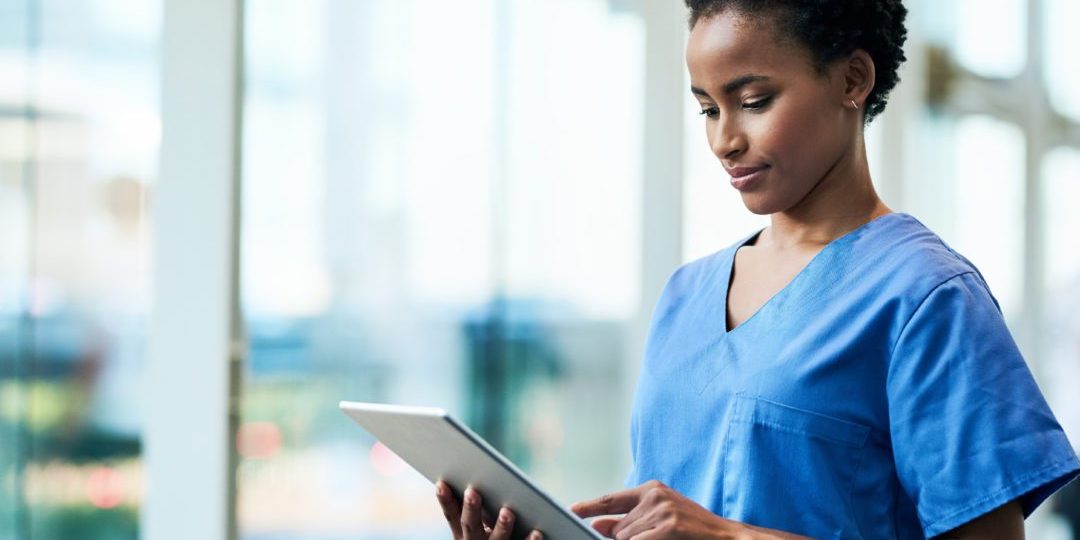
[
  {"xmin": 935, "ymin": 500, "xmax": 1024, "ymax": 540},
  {"xmin": 571, "ymin": 480, "xmax": 812, "ymax": 539},
  {"xmin": 573, "ymin": 481, "xmax": 1025, "ymax": 539}
]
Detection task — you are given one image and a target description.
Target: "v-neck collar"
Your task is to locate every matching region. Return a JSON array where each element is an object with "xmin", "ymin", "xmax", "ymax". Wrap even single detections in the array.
[{"xmin": 719, "ymin": 212, "xmax": 904, "ymax": 336}]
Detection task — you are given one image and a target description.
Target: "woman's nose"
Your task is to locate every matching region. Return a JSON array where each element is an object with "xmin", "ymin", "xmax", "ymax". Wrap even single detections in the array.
[{"xmin": 710, "ymin": 119, "xmax": 746, "ymax": 161}]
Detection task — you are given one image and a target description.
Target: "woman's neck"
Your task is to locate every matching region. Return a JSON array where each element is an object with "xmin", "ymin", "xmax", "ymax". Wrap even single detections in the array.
[{"xmin": 759, "ymin": 137, "xmax": 891, "ymax": 251}]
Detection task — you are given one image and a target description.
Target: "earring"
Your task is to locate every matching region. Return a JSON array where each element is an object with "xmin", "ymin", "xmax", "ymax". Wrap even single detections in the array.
[{"xmin": 850, "ymin": 99, "xmax": 859, "ymax": 110}]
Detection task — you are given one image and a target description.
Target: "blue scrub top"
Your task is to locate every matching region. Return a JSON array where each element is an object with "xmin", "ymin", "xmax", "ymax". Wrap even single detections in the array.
[{"xmin": 625, "ymin": 212, "xmax": 1080, "ymax": 539}]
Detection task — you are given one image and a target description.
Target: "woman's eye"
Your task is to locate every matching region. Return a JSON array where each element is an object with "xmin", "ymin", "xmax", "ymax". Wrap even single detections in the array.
[
  {"xmin": 742, "ymin": 96, "xmax": 773, "ymax": 111},
  {"xmin": 698, "ymin": 106, "xmax": 719, "ymax": 118}
]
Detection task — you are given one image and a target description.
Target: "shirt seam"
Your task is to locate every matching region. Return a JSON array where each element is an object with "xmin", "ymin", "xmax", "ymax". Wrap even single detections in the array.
[
  {"xmin": 842, "ymin": 439, "xmax": 870, "ymax": 539},
  {"xmin": 903, "ymin": 214, "xmax": 1000, "ymax": 311},
  {"xmin": 890, "ymin": 475, "xmax": 902, "ymax": 539},
  {"xmin": 719, "ymin": 392, "xmax": 742, "ymax": 517},
  {"xmin": 922, "ymin": 456, "xmax": 1080, "ymax": 536},
  {"xmin": 734, "ymin": 418, "xmax": 866, "ymax": 448},
  {"xmin": 901, "ymin": 214, "xmax": 979, "ymax": 270},
  {"xmin": 887, "ymin": 271, "xmax": 978, "ymax": 359}
]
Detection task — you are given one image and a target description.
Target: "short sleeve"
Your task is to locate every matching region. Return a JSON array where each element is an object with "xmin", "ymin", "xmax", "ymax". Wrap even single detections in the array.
[{"xmin": 887, "ymin": 272, "xmax": 1080, "ymax": 538}]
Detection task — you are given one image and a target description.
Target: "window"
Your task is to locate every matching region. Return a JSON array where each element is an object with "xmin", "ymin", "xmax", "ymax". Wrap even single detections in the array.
[
  {"xmin": 239, "ymin": 1, "xmax": 644, "ymax": 537},
  {"xmin": 0, "ymin": 1, "xmax": 159, "ymax": 538}
]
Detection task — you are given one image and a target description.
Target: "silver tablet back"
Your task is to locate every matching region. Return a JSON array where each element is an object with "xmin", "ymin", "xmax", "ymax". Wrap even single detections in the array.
[{"xmin": 339, "ymin": 401, "xmax": 604, "ymax": 540}]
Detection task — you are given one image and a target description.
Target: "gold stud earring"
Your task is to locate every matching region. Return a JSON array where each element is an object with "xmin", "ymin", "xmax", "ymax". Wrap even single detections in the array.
[{"xmin": 850, "ymin": 99, "xmax": 859, "ymax": 110}]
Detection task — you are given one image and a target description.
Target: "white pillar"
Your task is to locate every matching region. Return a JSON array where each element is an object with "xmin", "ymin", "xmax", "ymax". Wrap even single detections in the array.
[
  {"xmin": 143, "ymin": 0, "xmax": 243, "ymax": 538},
  {"xmin": 621, "ymin": 0, "xmax": 687, "ymax": 474}
]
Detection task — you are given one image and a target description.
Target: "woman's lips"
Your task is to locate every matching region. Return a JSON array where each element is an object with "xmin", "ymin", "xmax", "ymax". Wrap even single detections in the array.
[{"xmin": 726, "ymin": 165, "xmax": 769, "ymax": 191}]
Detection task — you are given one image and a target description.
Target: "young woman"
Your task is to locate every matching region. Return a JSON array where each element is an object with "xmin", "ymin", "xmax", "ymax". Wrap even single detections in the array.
[{"xmin": 436, "ymin": 1, "xmax": 1080, "ymax": 538}]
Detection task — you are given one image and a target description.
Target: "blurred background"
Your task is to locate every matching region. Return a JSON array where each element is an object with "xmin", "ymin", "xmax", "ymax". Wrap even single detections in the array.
[{"xmin": 1, "ymin": 0, "xmax": 1078, "ymax": 539}]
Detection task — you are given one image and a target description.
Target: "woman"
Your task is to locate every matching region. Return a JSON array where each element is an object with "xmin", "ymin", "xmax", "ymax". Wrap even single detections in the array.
[{"xmin": 436, "ymin": 1, "xmax": 1080, "ymax": 538}]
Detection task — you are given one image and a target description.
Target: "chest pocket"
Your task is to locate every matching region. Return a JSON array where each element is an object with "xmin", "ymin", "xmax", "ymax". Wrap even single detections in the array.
[{"xmin": 721, "ymin": 394, "xmax": 871, "ymax": 540}]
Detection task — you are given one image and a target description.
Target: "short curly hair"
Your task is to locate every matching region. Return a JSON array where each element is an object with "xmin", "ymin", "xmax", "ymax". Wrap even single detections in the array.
[{"xmin": 685, "ymin": 0, "xmax": 908, "ymax": 124}]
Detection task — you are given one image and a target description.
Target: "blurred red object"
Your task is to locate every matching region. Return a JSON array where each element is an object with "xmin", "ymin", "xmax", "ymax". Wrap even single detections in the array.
[{"xmin": 237, "ymin": 421, "xmax": 283, "ymax": 459}]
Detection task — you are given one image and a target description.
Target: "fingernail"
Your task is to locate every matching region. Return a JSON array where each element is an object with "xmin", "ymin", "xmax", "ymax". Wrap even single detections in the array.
[
  {"xmin": 466, "ymin": 489, "xmax": 478, "ymax": 506},
  {"xmin": 499, "ymin": 508, "xmax": 511, "ymax": 523},
  {"xmin": 436, "ymin": 482, "xmax": 445, "ymax": 497}
]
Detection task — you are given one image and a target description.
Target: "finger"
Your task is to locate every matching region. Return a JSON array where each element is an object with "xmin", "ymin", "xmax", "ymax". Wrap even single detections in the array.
[
  {"xmin": 571, "ymin": 487, "xmax": 643, "ymax": 518},
  {"xmin": 591, "ymin": 517, "xmax": 621, "ymax": 538},
  {"xmin": 526, "ymin": 530, "xmax": 545, "ymax": 540},
  {"xmin": 610, "ymin": 511, "xmax": 655, "ymax": 540},
  {"xmin": 608, "ymin": 496, "xmax": 649, "ymax": 539},
  {"xmin": 487, "ymin": 506, "xmax": 516, "ymax": 540},
  {"xmin": 435, "ymin": 480, "xmax": 464, "ymax": 539},
  {"xmin": 460, "ymin": 487, "xmax": 485, "ymax": 540},
  {"xmin": 625, "ymin": 530, "xmax": 663, "ymax": 540}
]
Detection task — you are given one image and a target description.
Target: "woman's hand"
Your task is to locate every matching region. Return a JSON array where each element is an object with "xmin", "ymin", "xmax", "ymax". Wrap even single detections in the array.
[
  {"xmin": 571, "ymin": 480, "xmax": 810, "ymax": 540},
  {"xmin": 435, "ymin": 480, "xmax": 544, "ymax": 540}
]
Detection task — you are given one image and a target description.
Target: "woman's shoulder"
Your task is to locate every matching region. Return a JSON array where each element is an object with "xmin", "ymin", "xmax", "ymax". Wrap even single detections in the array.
[{"xmin": 854, "ymin": 212, "xmax": 997, "ymax": 304}]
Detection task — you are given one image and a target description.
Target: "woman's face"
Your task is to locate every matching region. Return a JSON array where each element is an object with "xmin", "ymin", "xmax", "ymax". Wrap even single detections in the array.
[{"xmin": 686, "ymin": 11, "xmax": 855, "ymax": 215}]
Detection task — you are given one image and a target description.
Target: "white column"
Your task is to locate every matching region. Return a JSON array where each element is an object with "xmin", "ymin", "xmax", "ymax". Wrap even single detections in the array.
[
  {"xmin": 1018, "ymin": 0, "xmax": 1047, "ymax": 380},
  {"xmin": 143, "ymin": 0, "xmax": 244, "ymax": 539},
  {"xmin": 621, "ymin": 0, "xmax": 687, "ymax": 473}
]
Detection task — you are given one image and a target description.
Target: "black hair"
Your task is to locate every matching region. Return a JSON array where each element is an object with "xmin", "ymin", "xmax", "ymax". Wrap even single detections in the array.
[{"xmin": 685, "ymin": 0, "xmax": 908, "ymax": 124}]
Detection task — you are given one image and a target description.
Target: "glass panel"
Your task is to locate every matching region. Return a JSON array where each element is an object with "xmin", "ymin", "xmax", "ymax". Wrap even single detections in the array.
[
  {"xmin": 501, "ymin": 0, "xmax": 643, "ymax": 501},
  {"xmin": 951, "ymin": 115, "xmax": 1025, "ymax": 321},
  {"xmin": 239, "ymin": 0, "xmax": 645, "ymax": 538},
  {"xmin": 1044, "ymin": 0, "xmax": 1080, "ymax": 120},
  {"xmin": 1040, "ymin": 147, "xmax": 1080, "ymax": 527},
  {"xmin": 1042, "ymin": 147, "xmax": 1080, "ymax": 292},
  {"xmin": 0, "ymin": 1, "xmax": 32, "ymax": 536},
  {"xmin": 504, "ymin": 1, "xmax": 642, "ymax": 320},
  {"xmin": 919, "ymin": 0, "xmax": 1026, "ymax": 79},
  {"xmin": 0, "ymin": 1, "xmax": 159, "ymax": 538},
  {"xmin": 954, "ymin": 0, "xmax": 1026, "ymax": 78}
]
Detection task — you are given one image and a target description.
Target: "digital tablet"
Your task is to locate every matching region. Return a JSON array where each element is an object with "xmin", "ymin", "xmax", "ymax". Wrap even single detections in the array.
[{"xmin": 339, "ymin": 401, "xmax": 605, "ymax": 540}]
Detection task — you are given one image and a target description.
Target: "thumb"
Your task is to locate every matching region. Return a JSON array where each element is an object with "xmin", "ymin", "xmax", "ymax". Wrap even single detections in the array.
[{"xmin": 591, "ymin": 517, "xmax": 621, "ymax": 538}]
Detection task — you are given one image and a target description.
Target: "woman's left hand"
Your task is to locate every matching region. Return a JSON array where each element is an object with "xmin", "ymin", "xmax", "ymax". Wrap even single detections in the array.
[{"xmin": 570, "ymin": 480, "xmax": 810, "ymax": 540}]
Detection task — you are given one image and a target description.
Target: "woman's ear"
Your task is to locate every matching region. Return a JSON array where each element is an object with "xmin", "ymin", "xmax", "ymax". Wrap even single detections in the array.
[{"xmin": 841, "ymin": 49, "xmax": 876, "ymax": 110}]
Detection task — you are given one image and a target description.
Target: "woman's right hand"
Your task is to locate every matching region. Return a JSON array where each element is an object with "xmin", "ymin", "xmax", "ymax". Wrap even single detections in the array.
[{"xmin": 435, "ymin": 480, "xmax": 544, "ymax": 540}]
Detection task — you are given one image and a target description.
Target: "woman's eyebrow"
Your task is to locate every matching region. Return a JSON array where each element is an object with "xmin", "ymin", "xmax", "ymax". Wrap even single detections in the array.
[
  {"xmin": 722, "ymin": 74, "xmax": 770, "ymax": 94},
  {"xmin": 690, "ymin": 74, "xmax": 771, "ymax": 98}
]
